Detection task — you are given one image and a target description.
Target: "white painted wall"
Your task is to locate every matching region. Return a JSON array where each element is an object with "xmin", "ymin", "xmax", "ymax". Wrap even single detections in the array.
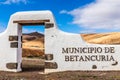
[
  {"xmin": 0, "ymin": 10, "xmax": 119, "ymax": 73},
  {"xmin": 45, "ymin": 14, "xmax": 120, "ymax": 73},
  {"xmin": 45, "ymin": 26, "xmax": 120, "ymax": 73},
  {"xmin": 0, "ymin": 10, "xmax": 56, "ymax": 72}
]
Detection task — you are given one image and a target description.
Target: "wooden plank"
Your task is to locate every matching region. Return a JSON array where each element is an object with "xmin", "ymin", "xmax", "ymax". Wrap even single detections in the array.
[
  {"xmin": 13, "ymin": 20, "xmax": 50, "ymax": 25},
  {"xmin": 45, "ymin": 62, "xmax": 58, "ymax": 69},
  {"xmin": 10, "ymin": 42, "xmax": 18, "ymax": 48},
  {"xmin": 45, "ymin": 23, "xmax": 54, "ymax": 28},
  {"xmin": 6, "ymin": 63, "xmax": 18, "ymax": 69},
  {"xmin": 9, "ymin": 36, "xmax": 18, "ymax": 41},
  {"xmin": 45, "ymin": 54, "xmax": 53, "ymax": 60}
]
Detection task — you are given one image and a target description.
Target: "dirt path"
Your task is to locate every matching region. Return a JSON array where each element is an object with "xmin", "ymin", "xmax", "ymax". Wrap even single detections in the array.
[
  {"xmin": 46, "ymin": 71, "xmax": 120, "ymax": 80},
  {"xmin": 1, "ymin": 71, "xmax": 120, "ymax": 80},
  {"xmin": 0, "ymin": 71, "xmax": 45, "ymax": 80}
]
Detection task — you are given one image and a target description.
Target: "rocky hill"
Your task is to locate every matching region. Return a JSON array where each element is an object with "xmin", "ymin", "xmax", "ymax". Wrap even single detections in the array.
[{"xmin": 22, "ymin": 32, "xmax": 44, "ymax": 57}]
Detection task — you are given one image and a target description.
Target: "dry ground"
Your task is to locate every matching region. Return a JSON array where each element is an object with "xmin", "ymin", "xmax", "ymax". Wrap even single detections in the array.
[
  {"xmin": 46, "ymin": 71, "xmax": 120, "ymax": 80},
  {"xmin": 81, "ymin": 32, "xmax": 120, "ymax": 44},
  {"xmin": 1, "ymin": 71, "xmax": 120, "ymax": 80}
]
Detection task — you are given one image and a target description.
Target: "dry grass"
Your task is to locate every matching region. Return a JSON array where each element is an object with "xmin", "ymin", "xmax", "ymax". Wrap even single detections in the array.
[
  {"xmin": 22, "ymin": 48, "xmax": 44, "ymax": 57},
  {"xmin": 81, "ymin": 32, "xmax": 120, "ymax": 44},
  {"xmin": 22, "ymin": 32, "xmax": 44, "ymax": 57}
]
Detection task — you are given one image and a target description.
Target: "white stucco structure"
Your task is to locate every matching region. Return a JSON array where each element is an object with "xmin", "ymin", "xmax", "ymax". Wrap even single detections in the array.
[
  {"xmin": 0, "ymin": 11, "xmax": 55, "ymax": 72},
  {"xmin": 0, "ymin": 11, "xmax": 119, "ymax": 73}
]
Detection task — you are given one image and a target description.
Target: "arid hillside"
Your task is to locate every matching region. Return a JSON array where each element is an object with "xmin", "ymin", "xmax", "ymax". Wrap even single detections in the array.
[
  {"xmin": 81, "ymin": 32, "xmax": 120, "ymax": 44},
  {"xmin": 22, "ymin": 32, "xmax": 44, "ymax": 57}
]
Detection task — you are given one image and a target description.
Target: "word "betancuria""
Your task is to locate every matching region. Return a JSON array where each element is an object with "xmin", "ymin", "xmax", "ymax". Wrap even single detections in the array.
[{"xmin": 65, "ymin": 55, "xmax": 115, "ymax": 62}]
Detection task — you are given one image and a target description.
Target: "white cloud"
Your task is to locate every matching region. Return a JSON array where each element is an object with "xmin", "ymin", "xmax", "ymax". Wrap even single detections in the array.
[
  {"xmin": 60, "ymin": 10, "xmax": 68, "ymax": 14},
  {"xmin": 22, "ymin": 28, "xmax": 44, "ymax": 34},
  {"xmin": 80, "ymin": 29, "xmax": 96, "ymax": 33},
  {"xmin": 63, "ymin": 0, "xmax": 120, "ymax": 31},
  {"xmin": 0, "ymin": 0, "xmax": 28, "ymax": 5},
  {"xmin": 22, "ymin": 28, "xmax": 36, "ymax": 33}
]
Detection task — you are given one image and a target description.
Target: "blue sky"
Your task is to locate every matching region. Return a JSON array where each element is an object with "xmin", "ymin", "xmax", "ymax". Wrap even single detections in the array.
[{"xmin": 0, "ymin": 0, "xmax": 120, "ymax": 34}]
